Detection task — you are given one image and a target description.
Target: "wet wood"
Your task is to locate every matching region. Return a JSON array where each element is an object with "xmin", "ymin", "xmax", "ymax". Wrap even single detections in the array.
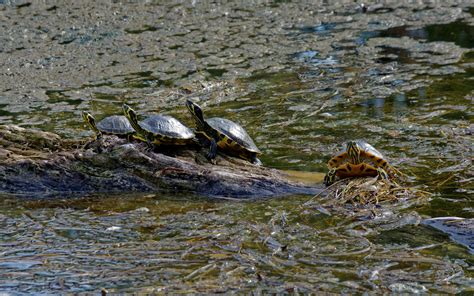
[{"xmin": 0, "ymin": 125, "xmax": 320, "ymax": 198}]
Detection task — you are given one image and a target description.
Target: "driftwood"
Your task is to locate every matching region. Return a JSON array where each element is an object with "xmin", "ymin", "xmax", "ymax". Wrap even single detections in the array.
[{"xmin": 0, "ymin": 125, "xmax": 320, "ymax": 198}]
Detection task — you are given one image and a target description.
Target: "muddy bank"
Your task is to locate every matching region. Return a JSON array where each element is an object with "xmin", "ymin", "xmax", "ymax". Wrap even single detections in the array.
[{"xmin": 0, "ymin": 125, "xmax": 320, "ymax": 198}]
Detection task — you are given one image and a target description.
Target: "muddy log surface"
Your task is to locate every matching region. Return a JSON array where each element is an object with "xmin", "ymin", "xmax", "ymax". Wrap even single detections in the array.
[{"xmin": 0, "ymin": 125, "xmax": 320, "ymax": 198}]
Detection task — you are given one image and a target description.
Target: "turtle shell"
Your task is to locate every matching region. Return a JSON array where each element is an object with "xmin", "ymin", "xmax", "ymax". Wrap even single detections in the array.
[
  {"xmin": 328, "ymin": 140, "xmax": 388, "ymax": 169},
  {"xmin": 207, "ymin": 117, "xmax": 261, "ymax": 153},
  {"xmin": 140, "ymin": 115, "xmax": 194, "ymax": 139},
  {"xmin": 96, "ymin": 115, "xmax": 135, "ymax": 135},
  {"xmin": 354, "ymin": 140, "xmax": 385, "ymax": 160}
]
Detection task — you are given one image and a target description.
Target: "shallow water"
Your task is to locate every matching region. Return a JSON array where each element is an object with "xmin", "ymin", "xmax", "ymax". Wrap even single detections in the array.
[{"xmin": 0, "ymin": 1, "xmax": 473, "ymax": 294}]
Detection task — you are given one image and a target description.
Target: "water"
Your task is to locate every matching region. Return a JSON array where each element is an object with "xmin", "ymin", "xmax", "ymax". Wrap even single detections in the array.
[{"xmin": 0, "ymin": 1, "xmax": 472, "ymax": 294}]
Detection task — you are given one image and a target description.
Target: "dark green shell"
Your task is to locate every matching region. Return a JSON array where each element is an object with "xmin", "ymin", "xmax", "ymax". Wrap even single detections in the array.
[
  {"xmin": 207, "ymin": 117, "xmax": 261, "ymax": 153},
  {"xmin": 140, "ymin": 115, "xmax": 194, "ymax": 139},
  {"xmin": 96, "ymin": 115, "xmax": 135, "ymax": 135}
]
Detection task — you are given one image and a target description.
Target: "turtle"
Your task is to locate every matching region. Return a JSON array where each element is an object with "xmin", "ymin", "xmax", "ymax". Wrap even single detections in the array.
[
  {"xmin": 324, "ymin": 140, "xmax": 394, "ymax": 186},
  {"xmin": 82, "ymin": 111, "xmax": 137, "ymax": 141},
  {"xmin": 122, "ymin": 104, "xmax": 195, "ymax": 148},
  {"xmin": 185, "ymin": 100, "xmax": 262, "ymax": 165}
]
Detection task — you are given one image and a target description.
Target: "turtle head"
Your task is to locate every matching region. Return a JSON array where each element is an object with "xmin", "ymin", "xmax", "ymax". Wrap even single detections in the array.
[
  {"xmin": 122, "ymin": 104, "xmax": 142, "ymax": 133},
  {"xmin": 82, "ymin": 111, "xmax": 101, "ymax": 136},
  {"xmin": 82, "ymin": 111, "xmax": 95, "ymax": 126},
  {"xmin": 346, "ymin": 141, "xmax": 361, "ymax": 164},
  {"xmin": 122, "ymin": 104, "xmax": 138, "ymax": 123},
  {"xmin": 186, "ymin": 100, "xmax": 205, "ymax": 124}
]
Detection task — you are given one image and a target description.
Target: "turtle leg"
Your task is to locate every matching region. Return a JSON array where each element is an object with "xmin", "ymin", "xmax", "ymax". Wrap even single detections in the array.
[
  {"xmin": 251, "ymin": 154, "xmax": 262, "ymax": 166},
  {"xmin": 145, "ymin": 134, "xmax": 156, "ymax": 151},
  {"xmin": 328, "ymin": 152, "xmax": 349, "ymax": 168},
  {"xmin": 324, "ymin": 168, "xmax": 337, "ymax": 186},
  {"xmin": 193, "ymin": 132, "xmax": 211, "ymax": 147},
  {"xmin": 376, "ymin": 168, "xmax": 389, "ymax": 180},
  {"xmin": 83, "ymin": 131, "xmax": 102, "ymax": 150},
  {"xmin": 95, "ymin": 131, "xmax": 103, "ymax": 140},
  {"xmin": 207, "ymin": 138, "xmax": 218, "ymax": 162},
  {"xmin": 126, "ymin": 133, "xmax": 138, "ymax": 142}
]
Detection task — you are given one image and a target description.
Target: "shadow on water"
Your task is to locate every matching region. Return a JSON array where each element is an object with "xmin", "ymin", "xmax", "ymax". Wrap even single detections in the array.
[
  {"xmin": 378, "ymin": 20, "xmax": 474, "ymax": 49},
  {"xmin": 125, "ymin": 25, "xmax": 159, "ymax": 35},
  {"xmin": 358, "ymin": 20, "xmax": 474, "ymax": 49},
  {"xmin": 297, "ymin": 22, "xmax": 338, "ymax": 35},
  {"xmin": 375, "ymin": 46, "xmax": 417, "ymax": 64}
]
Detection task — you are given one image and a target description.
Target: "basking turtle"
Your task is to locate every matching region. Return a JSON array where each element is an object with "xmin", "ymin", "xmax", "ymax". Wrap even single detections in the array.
[
  {"xmin": 324, "ymin": 140, "xmax": 394, "ymax": 186},
  {"xmin": 185, "ymin": 100, "xmax": 262, "ymax": 165},
  {"xmin": 82, "ymin": 111, "xmax": 137, "ymax": 140},
  {"xmin": 122, "ymin": 104, "xmax": 195, "ymax": 148}
]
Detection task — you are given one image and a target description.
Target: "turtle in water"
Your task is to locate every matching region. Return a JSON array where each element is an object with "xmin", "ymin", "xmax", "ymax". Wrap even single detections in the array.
[
  {"xmin": 185, "ymin": 100, "xmax": 262, "ymax": 165},
  {"xmin": 82, "ymin": 111, "xmax": 137, "ymax": 141},
  {"xmin": 324, "ymin": 140, "xmax": 395, "ymax": 186},
  {"xmin": 122, "ymin": 104, "xmax": 195, "ymax": 148}
]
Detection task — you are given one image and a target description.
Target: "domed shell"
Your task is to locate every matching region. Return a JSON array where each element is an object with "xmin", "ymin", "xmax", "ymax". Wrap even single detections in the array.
[
  {"xmin": 140, "ymin": 115, "xmax": 194, "ymax": 139},
  {"xmin": 97, "ymin": 115, "xmax": 135, "ymax": 135},
  {"xmin": 354, "ymin": 140, "xmax": 385, "ymax": 160},
  {"xmin": 207, "ymin": 117, "xmax": 261, "ymax": 153}
]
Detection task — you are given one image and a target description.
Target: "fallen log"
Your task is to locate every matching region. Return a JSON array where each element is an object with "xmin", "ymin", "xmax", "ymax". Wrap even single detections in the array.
[{"xmin": 0, "ymin": 125, "xmax": 321, "ymax": 198}]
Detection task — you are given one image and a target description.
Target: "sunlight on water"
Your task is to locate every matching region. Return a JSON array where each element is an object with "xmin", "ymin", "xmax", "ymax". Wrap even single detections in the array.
[{"xmin": 0, "ymin": 0, "xmax": 472, "ymax": 294}]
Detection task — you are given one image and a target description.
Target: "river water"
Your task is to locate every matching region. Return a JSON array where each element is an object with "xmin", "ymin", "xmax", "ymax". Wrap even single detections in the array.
[{"xmin": 0, "ymin": 1, "xmax": 472, "ymax": 293}]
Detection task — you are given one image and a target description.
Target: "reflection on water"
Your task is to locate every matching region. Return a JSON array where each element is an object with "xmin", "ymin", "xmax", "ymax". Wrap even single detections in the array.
[
  {"xmin": 376, "ymin": 46, "xmax": 417, "ymax": 64},
  {"xmin": 0, "ymin": 0, "xmax": 473, "ymax": 294},
  {"xmin": 378, "ymin": 21, "xmax": 474, "ymax": 49},
  {"xmin": 358, "ymin": 20, "xmax": 474, "ymax": 49},
  {"xmin": 358, "ymin": 93, "xmax": 410, "ymax": 119},
  {"xmin": 294, "ymin": 50, "xmax": 339, "ymax": 67},
  {"xmin": 298, "ymin": 22, "xmax": 338, "ymax": 35}
]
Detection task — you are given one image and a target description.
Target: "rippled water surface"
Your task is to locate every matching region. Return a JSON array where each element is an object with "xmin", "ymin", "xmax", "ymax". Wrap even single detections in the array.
[{"xmin": 0, "ymin": 1, "xmax": 473, "ymax": 294}]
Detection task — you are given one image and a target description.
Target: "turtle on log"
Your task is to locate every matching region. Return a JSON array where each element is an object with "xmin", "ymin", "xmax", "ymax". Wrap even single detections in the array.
[{"xmin": 0, "ymin": 125, "xmax": 320, "ymax": 198}]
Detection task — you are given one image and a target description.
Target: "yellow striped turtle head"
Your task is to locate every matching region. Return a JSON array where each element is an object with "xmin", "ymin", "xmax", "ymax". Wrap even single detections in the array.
[
  {"xmin": 122, "ymin": 104, "xmax": 138, "ymax": 123},
  {"xmin": 82, "ymin": 111, "xmax": 95, "ymax": 126},
  {"xmin": 346, "ymin": 141, "xmax": 361, "ymax": 164},
  {"xmin": 82, "ymin": 111, "xmax": 99, "ymax": 133},
  {"xmin": 185, "ymin": 100, "xmax": 205, "ymax": 125}
]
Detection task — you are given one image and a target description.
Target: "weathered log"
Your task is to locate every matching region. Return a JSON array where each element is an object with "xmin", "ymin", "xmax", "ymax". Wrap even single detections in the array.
[{"xmin": 0, "ymin": 125, "xmax": 321, "ymax": 198}]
